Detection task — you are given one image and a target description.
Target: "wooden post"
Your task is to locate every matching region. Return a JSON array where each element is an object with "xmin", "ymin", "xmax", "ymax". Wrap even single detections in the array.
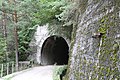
[
  {"xmin": 12, "ymin": 62, "xmax": 14, "ymax": 73},
  {"xmin": 1, "ymin": 64, "xmax": 3, "ymax": 77},
  {"xmin": 7, "ymin": 63, "xmax": 9, "ymax": 75}
]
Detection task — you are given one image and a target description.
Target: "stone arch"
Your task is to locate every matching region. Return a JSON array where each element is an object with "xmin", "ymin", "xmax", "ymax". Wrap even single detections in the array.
[{"xmin": 41, "ymin": 35, "xmax": 69, "ymax": 65}]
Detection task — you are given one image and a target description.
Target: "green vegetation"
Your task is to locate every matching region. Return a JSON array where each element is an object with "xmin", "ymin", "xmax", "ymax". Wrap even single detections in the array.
[
  {"xmin": 97, "ymin": 14, "xmax": 120, "ymax": 79},
  {"xmin": 53, "ymin": 65, "xmax": 67, "ymax": 80},
  {"xmin": 0, "ymin": 38, "xmax": 6, "ymax": 63},
  {"xmin": 3, "ymin": 75, "xmax": 13, "ymax": 80}
]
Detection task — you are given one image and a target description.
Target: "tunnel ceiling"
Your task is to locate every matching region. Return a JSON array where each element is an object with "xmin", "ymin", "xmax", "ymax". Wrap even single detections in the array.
[{"xmin": 41, "ymin": 35, "xmax": 69, "ymax": 65}]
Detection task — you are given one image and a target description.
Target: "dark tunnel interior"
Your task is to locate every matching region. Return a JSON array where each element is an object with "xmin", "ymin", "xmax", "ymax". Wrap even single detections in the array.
[{"xmin": 41, "ymin": 35, "xmax": 69, "ymax": 65}]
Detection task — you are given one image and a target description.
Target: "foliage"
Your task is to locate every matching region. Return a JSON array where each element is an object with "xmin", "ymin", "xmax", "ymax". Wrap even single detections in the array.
[
  {"xmin": 32, "ymin": 0, "xmax": 75, "ymax": 39},
  {"xmin": 53, "ymin": 65, "xmax": 67, "ymax": 80},
  {"xmin": 55, "ymin": 1, "xmax": 77, "ymax": 26},
  {"xmin": 34, "ymin": 0, "xmax": 77, "ymax": 26},
  {"xmin": 0, "ymin": 37, "xmax": 6, "ymax": 63},
  {"xmin": 18, "ymin": 25, "xmax": 37, "ymax": 61}
]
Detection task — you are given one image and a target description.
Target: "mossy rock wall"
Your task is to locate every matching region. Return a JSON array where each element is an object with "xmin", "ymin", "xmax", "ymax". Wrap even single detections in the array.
[{"xmin": 68, "ymin": 0, "xmax": 120, "ymax": 80}]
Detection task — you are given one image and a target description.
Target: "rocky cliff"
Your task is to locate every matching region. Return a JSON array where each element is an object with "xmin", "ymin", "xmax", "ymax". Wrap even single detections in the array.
[{"xmin": 68, "ymin": 0, "xmax": 120, "ymax": 79}]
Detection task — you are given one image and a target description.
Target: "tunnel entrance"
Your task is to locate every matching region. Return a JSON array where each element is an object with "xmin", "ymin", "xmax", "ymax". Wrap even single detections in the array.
[{"xmin": 41, "ymin": 35, "xmax": 69, "ymax": 65}]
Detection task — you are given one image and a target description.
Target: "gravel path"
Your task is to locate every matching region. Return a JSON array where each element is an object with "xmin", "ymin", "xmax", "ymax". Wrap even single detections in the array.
[{"xmin": 2, "ymin": 66, "xmax": 55, "ymax": 80}]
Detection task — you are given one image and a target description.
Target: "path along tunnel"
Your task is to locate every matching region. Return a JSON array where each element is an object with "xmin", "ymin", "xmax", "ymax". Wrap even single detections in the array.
[{"xmin": 41, "ymin": 35, "xmax": 69, "ymax": 65}]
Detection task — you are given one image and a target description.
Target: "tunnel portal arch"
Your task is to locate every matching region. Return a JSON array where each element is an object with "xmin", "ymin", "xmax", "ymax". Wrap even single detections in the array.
[{"xmin": 41, "ymin": 35, "xmax": 69, "ymax": 65}]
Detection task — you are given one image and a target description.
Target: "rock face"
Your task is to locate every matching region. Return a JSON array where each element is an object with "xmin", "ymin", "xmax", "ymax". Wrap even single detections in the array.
[{"xmin": 68, "ymin": 0, "xmax": 120, "ymax": 79}]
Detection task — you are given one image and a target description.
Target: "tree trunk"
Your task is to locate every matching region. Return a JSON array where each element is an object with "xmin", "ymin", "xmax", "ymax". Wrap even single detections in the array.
[
  {"xmin": 14, "ymin": 10, "xmax": 19, "ymax": 71},
  {"xmin": 8, "ymin": 0, "xmax": 19, "ymax": 71}
]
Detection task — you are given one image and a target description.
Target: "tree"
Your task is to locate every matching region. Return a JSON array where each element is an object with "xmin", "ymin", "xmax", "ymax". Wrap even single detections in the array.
[{"xmin": 0, "ymin": 0, "xmax": 8, "ymax": 63}]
